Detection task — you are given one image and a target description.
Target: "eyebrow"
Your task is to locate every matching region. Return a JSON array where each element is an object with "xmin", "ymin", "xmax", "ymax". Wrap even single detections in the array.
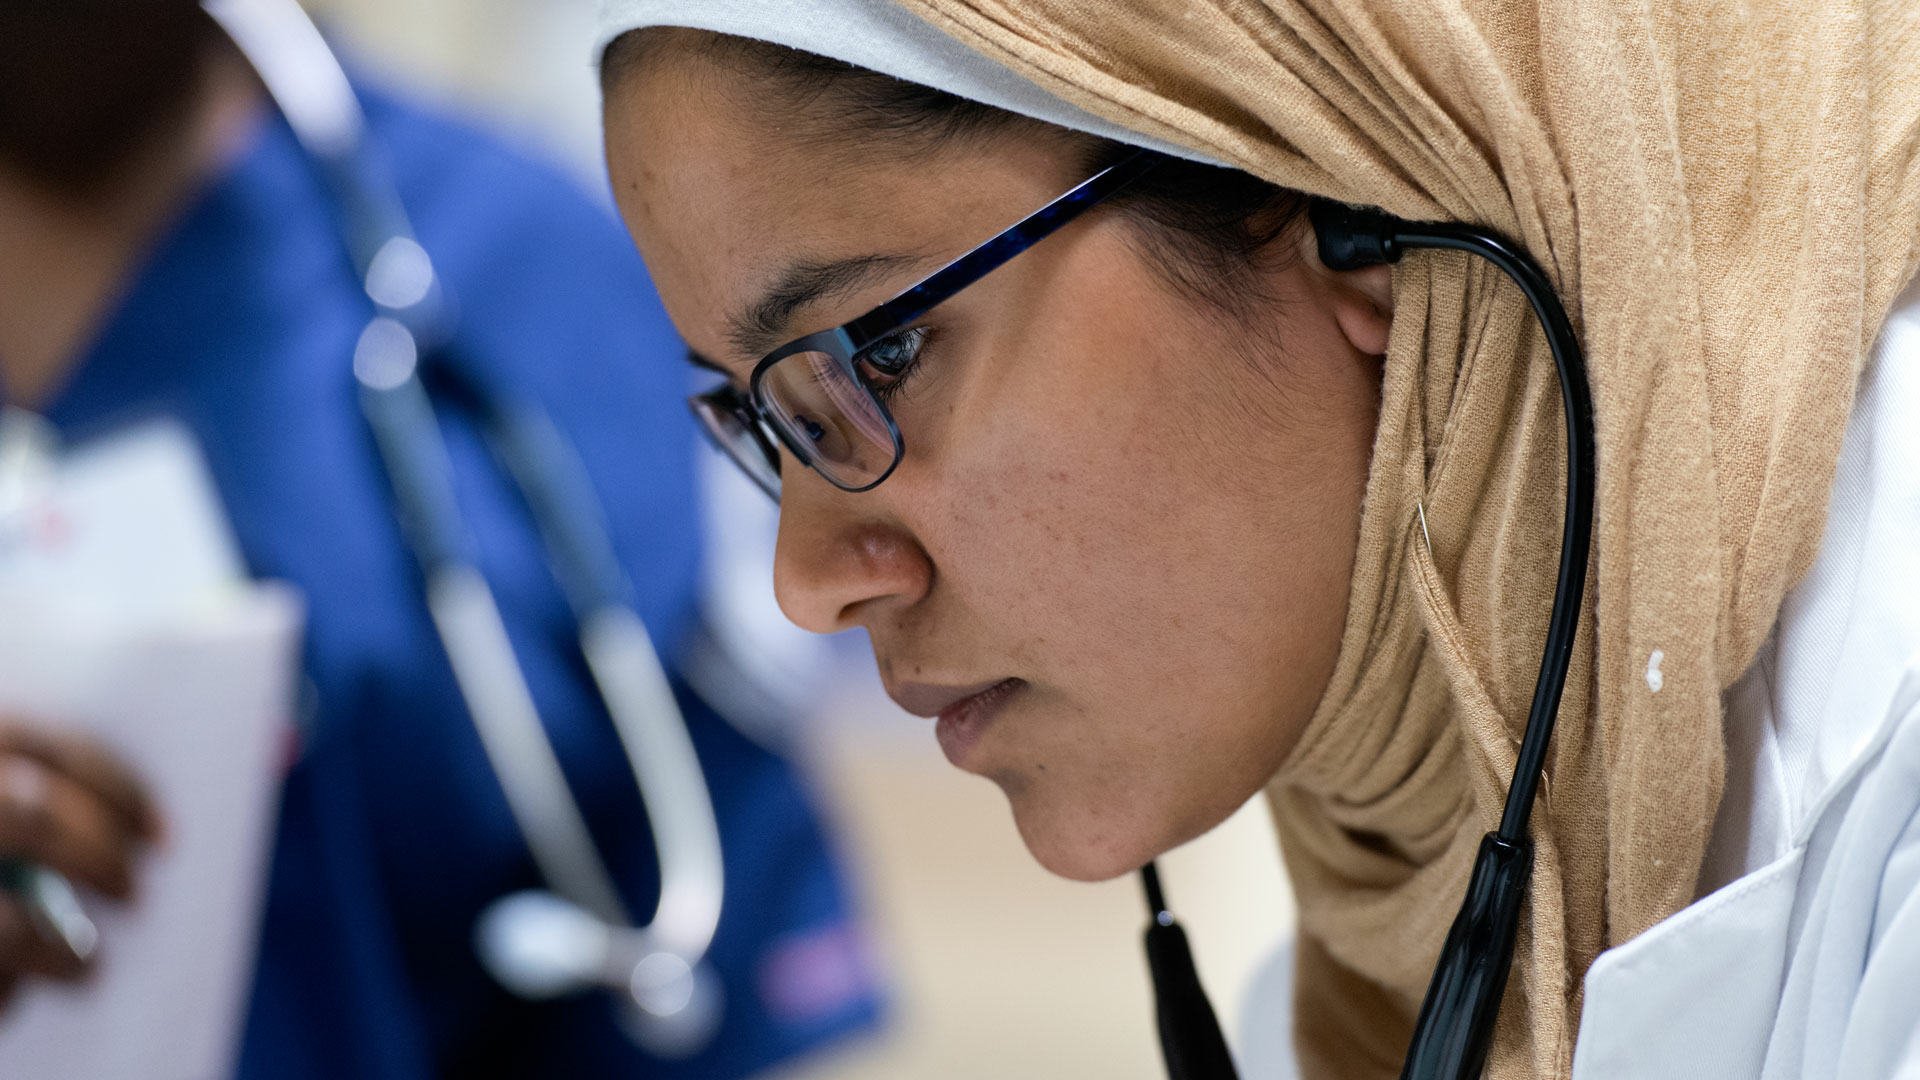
[{"xmin": 726, "ymin": 252, "xmax": 925, "ymax": 360}]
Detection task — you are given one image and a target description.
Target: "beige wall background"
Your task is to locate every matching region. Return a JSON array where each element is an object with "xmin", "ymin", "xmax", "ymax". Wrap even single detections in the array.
[{"xmin": 301, "ymin": 4, "xmax": 1298, "ymax": 1076}]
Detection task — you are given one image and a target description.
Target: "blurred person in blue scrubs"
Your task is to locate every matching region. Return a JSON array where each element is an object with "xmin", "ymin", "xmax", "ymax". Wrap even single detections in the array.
[{"xmin": 0, "ymin": 3, "xmax": 879, "ymax": 1076}]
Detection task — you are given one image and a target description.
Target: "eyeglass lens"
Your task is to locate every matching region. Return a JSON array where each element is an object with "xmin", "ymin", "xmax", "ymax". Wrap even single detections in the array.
[
  {"xmin": 756, "ymin": 349, "xmax": 897, "ymax": 490},
  {"xmin": 690, "ymin": 395, "xmax": 782, "ymax": 498}
]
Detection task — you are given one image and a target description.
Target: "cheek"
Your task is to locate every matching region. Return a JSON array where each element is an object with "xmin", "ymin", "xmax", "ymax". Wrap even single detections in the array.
[
  {"xmin": 941, "ymin": 255, "xmax": 1355, "ymax": 696},
  {"xmin": 932, "ymin": 301, "xmax": 1216, "ymax": 674},
  {"xmin": 912, "ymin": 247, "xmax": 1374, "ymax": 874}
]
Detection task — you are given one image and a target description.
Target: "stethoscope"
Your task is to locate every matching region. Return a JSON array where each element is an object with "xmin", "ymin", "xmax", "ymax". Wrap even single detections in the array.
[
  {"xmin": 204, "ymin": 0, "xmax": 728, "ymax": 1057},
  {"xmin": 208, "ymin": 0, "xmax": 1593, "ymax": 1069},
  {"xmin": 1141, "ymin": 204, "xmax": 1593, "ymax": 1080}
]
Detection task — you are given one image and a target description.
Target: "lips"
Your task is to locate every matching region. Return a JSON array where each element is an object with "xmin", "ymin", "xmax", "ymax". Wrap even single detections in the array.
[
  {"xmin": 888, "ymin": 678, "xmax": 1016, "ymax": 719},
  {"xmin": 885, "ymin": 678, "xmax": 1025, "ymax": 768}
]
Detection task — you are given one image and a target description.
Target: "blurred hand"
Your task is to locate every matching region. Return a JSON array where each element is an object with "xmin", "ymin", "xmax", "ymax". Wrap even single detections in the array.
[{"xmin": 0, "ymin": 718, "xmax": 160, "ymax": 1007}]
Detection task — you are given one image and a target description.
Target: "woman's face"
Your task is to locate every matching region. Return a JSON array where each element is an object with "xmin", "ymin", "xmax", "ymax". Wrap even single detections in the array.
[{"xmin": 606, "ymin": 45, "xmax": 1391, "ymax": 881}]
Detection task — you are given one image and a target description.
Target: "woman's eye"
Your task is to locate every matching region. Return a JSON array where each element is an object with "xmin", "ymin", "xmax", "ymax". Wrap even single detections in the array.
[{"xmin": 857, "ymin": 327, "xmax": 931, "ymax": 401}]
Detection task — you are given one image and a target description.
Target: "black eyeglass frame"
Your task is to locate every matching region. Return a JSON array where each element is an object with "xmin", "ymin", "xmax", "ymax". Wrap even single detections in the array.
[{"xmin": 691, "ymin": 148, "xmax": 1165, "ymax": 498}]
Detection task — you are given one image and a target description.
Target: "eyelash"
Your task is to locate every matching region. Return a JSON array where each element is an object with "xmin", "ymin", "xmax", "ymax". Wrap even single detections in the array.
[{"xmin": 858, "ymin": 327, "xmax": 933, "ymax": 406}]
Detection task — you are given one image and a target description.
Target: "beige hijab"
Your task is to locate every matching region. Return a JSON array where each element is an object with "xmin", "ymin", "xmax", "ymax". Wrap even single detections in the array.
[{"xmin": 892, "ymin": 0, "xmax": 1920, "ymax": 1075}]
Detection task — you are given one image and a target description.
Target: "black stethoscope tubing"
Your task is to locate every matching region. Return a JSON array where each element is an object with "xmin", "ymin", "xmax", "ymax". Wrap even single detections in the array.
[{"xmin": 1142, "ymin": 201, "xmax": 1596, "ymax": 1080}]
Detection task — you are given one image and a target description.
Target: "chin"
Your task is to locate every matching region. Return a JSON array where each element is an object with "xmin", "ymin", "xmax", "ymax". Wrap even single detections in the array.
[{"xmin": 1001, "ymin": 784, "xmax": 1167, "ymax": 883}]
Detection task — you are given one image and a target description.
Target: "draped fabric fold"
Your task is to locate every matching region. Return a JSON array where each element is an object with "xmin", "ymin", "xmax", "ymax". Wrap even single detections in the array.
[{"xmin": 884, "ymin": 2, "xmax": 1920, "ymax": 1075}]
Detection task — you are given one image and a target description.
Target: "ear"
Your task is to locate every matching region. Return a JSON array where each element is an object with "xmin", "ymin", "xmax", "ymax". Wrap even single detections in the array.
[
  {"xmin": 1300, "ymin": 229, "xmax": 1394, "ymax": 357},
  {"xmin": 1329, "ymin": 263, "xmax": 1393, "ymax": 356}
]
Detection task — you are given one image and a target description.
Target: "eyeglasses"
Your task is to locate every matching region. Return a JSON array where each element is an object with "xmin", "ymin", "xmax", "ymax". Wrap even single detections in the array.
[{"xmin": 690, "ymin": 149, "xmax": 1163, "ymax": 500}]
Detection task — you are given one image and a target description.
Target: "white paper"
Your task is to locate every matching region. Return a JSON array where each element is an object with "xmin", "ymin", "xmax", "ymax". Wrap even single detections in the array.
[
  {"xmin": 0, "ymin": 588, "xmax": 302, "ymax": 1080},
  {"xmin": 0, "ymin": 414, "xmax": 304, "ymax": 1080},
  {"xmin": 0, "ymin": 414, "xmax": 249, "ymax": 621}
]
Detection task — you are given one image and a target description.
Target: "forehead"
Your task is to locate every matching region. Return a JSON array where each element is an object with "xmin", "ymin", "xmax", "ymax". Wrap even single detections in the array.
[{"xmin": 602, "ymin": 46, "xmax": 1072, "ymax": 366}]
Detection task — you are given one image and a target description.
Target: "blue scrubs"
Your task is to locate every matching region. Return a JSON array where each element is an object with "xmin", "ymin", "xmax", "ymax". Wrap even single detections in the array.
[{"xmin": 41, "ymin": 91, "xmax": 880, "ymax": 1078}]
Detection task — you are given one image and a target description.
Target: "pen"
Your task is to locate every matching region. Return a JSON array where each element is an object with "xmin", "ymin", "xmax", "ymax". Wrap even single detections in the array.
[{"xmin": 0, "ymin": 860, "xmax": 99, "ymax": 964}]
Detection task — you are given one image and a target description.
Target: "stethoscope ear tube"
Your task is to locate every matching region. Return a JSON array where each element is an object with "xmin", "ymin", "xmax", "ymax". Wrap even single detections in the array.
[
  {"xmin": 1132, "ymin": 200, "xmax": 1593, "ymax": 1080},
  {"xmin": 439, "ymin": 366, "xmax": 727, "ymax": 966},
  {"xmin": 1309, "ymin": 198, "xmax": 1596, "ymax": 1080}
]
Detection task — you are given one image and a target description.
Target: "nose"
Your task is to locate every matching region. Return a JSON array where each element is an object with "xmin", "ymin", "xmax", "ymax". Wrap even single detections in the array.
[{"xmin": 771, "ymin": 468, "xmax": 932, "ymax": 635}]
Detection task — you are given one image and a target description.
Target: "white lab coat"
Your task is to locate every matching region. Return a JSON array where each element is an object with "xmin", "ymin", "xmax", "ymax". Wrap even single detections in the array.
[{"xmin": 1239, "ymin": 277, "xmax": 1920, "ymax": 1079}]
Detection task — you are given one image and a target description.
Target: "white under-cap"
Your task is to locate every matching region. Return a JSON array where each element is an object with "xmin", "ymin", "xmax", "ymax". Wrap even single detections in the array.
[{"xmin": 593, "ymin": 0, "xmax": 1218, "ymax": 163}]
